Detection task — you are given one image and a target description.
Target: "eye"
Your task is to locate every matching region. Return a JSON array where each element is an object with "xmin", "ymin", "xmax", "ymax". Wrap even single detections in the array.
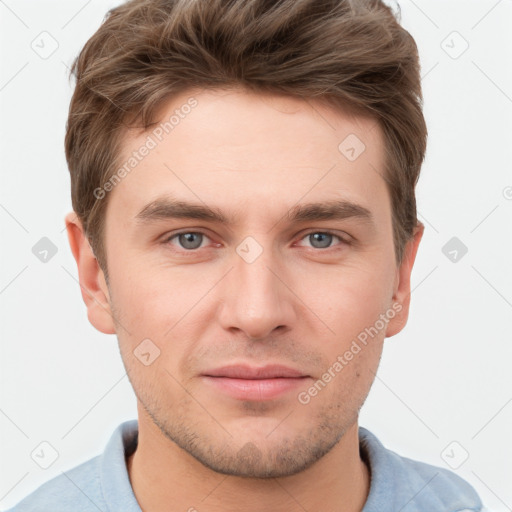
[
  {"xmin": 165, "ymin": 231, "xmax": 211, "ymax": 251},
  {"xmin": 297, "ymin": 231, "xmax": 349, "ymax": 250},
  {"xmin": 163, "ymin": 229, "xmax": 350, "ymax": 253}
]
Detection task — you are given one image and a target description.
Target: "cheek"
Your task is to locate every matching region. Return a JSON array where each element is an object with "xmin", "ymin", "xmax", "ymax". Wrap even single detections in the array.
[
  {"xmin": 110, "ymin": 269, "xmax": 208, "ymax": 381},
  {"xmin": 307, "ymin": 264, "xmax": 394, "ymax": 336},
  {"xmin": 111, "ymin": 269, "xmax": 188, "ymax": 333},
  {"xmin": 297, "ymin": 342, "xmax": 382, "ymax": 419}
]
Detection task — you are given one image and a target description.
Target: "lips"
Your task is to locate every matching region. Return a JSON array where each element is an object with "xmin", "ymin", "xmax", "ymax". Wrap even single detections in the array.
[
  {"xmin": 201, "ymin": 364, "xmax": 310, "ymax": 401},
  {"xmin": 202, "ymin": 364, "xmax": 307, "ymax": 379}
]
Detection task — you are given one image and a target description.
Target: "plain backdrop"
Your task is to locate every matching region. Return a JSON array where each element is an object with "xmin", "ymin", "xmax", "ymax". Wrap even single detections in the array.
[{"xmin": 1, "ymin": 0, "xmax": 511, "ymax": 510}]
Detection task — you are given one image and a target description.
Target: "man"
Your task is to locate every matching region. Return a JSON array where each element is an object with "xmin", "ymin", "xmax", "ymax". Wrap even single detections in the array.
[{"xmin": 8, "ymin": 0, "xmax": 486, "ymax": 510}]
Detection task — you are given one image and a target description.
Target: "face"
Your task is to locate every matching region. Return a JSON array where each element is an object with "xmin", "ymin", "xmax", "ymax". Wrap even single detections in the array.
[{"xmin": 68, "ymin": 86, "xmax": 422, "ymax": 478}]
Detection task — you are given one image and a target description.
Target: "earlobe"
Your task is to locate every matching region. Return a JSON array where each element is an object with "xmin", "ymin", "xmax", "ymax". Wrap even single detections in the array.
[
  {"xmin": 64, "ymin": 211, "xmax": 116, "ymax": 335},
  {"xmin": 385, "ymin": 222, "xmax": 424, "ymax": 338}
]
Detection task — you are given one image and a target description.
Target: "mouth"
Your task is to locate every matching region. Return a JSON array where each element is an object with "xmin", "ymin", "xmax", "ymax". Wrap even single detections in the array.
[{"xmin": 200, "ymin": 364, "xmax": 311, "ymax": 401}]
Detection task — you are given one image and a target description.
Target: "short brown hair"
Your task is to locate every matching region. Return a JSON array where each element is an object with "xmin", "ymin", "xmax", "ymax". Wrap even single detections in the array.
[{"xmin": 65, "ymin": 0, "xmax": 427, "ymax": 278}]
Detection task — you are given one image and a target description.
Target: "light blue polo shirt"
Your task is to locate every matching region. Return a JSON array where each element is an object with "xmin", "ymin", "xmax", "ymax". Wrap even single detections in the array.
[{"xmin": 5, "ymin": 419, "xmax": 486, "ymax": 511}]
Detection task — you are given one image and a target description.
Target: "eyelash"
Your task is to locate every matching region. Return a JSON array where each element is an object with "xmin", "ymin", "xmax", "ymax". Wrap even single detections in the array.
[{"xmin": 163, "ymin": 230, "xmax": 351, "ymax": 253}]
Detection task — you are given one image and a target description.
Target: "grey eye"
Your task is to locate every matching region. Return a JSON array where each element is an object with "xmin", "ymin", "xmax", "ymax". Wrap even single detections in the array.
[
  {"xmin": 308, "ymin": 232, "xmax": 334, "ymax": 249},
  {"xmin": 177, "ymin": 232, "xmax": 204, "ymax": 250}
]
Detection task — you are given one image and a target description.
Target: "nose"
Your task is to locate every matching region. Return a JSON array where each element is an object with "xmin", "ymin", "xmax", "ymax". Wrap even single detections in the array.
[{"xmin": 217, "ymin": 243, "xmax": 297, "ymax": 341}]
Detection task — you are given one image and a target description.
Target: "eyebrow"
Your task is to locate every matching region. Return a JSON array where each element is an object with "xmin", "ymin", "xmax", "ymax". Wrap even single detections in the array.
[{"xmin": 134, "ymin": 196, "xmax": 375, "ymax": 228}]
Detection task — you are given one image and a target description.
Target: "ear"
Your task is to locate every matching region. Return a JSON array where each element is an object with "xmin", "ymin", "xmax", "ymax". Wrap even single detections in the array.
[
  {"xmin": 385, "ymin": 222, "xmax": 424, "ymax": 338},
  {"xmin": 65, "ymin": 211, "xmax": 116, "ymax": 335}
]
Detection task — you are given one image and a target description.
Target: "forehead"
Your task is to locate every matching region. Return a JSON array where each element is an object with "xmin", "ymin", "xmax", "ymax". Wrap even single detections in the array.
[{"xmin": 107, "ymin": 87, "xmax": 390, "ymax": 228}]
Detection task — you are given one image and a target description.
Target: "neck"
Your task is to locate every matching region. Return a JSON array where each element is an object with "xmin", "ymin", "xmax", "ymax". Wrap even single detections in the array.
[{"xmin": 127, "ymin": 409, "xmax": 370, "ymax": 512}]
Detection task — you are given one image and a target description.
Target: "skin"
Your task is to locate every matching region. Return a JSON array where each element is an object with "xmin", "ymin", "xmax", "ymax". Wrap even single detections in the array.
[{"xmin": 66, "ymin": 86, "xmax": 423, "ymax": 512}]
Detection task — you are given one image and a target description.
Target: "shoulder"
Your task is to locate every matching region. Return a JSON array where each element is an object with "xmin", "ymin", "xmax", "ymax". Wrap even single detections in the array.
[
  {"xmin": 359, "ymin": 426, "xmax": 485, "ymax": 512},
  {"xmin": 396, "ymin": 454, "xmax": 484, "ymax": 511},
  {"xmin": 4, "ymin": 456, "xmax": 104, "ymax": 512},
  {"xmin": 5, "ymin": 420, "xmax": 139, "ymax": 512}
]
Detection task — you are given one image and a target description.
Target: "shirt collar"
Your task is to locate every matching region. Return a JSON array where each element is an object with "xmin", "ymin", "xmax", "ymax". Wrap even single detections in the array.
[{"xmin": 100, "ymin": 420, "xmax": 481, "ymax": 512}]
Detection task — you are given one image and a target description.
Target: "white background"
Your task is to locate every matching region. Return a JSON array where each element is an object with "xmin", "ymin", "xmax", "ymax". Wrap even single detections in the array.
[{"xmin": 1, "ymin": 0, "xmax": 511, "ymax": 510}]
